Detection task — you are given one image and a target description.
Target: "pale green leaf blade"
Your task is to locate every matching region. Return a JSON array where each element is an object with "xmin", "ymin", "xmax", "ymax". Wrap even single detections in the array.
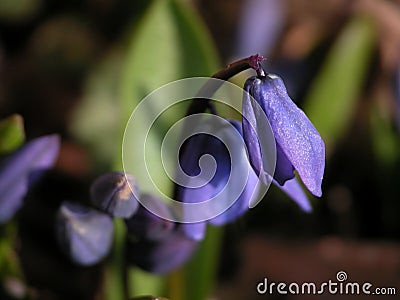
[
  {"xmin": 0, "ymin": 114, "xmax": 25, "ymax": 154},
  {"xmin": 69, "ymin": 49, "xmax": 125, "ymax": 170},
  {"xmin": 118, "ymin": 0, "xmax": 220, "ymax": 191},
  {"xmin": 303, "ymin": 16, "xmax": 376, "ymax": 152}
]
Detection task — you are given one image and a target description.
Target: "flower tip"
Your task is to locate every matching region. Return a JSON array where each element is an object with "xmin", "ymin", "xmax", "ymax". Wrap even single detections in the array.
[
  {"xmin": 302, "ymin": 202, "xmax": 313, "ymax": 213},
  {"xmin": 47, "ymin": 133, "xmax": 61, "ymax": 142},
  {"xmin": 313, "ymin": 187, "xmax": 323, "ymax": 198},
  {"xmin": 303, "ymin": 171, "xmax": 324, "ymax": 198},
  {"xmin": 248, "ymin": 197, "xmax": 261, "ymax": 209},
  {"xmin": 37, "ymin": 134, "xmax": 61, "ymax": 151}
]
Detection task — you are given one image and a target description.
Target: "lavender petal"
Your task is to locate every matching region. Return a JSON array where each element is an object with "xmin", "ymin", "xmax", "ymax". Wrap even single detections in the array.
[{"xmin": 0, "ymin": 135, "xmax": 60, "ymax": 224}]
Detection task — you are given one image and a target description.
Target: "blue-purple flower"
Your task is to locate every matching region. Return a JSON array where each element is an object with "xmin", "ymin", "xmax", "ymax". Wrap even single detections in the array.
[
  {"xmin": 176, "ymin": 119, "xmax": 259, "ymax": 241},
  {"xmin": 0, "ymin": 134, "xmax": 60, "ymax": 224},
  {"xmin": 242, "ymin": 74, "xmax": 325, "ymax": 198}
]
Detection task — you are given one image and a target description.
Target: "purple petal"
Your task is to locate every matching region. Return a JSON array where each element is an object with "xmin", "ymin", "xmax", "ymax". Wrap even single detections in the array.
[
  {"xmin": 176, "ymin": 121, "xmax": 231, "ymax": 240},
  {"xmin": 209, "ymin": 168, "xmax": 258, "ymax": 225},
  {"xmin": 273, "ymin": 177, "xmax": 312, "ymax": 212},
  {"xmin": 274, "ymin": 142, "xmax": 295, "ymax": 185},
  {"xmin": 242, "ymin": 79, "xmax": 277, "ymax": 186},
  {"xmin": 178, "ymin": 119, "xmax": 262, "ymax": 233},
  {"xmin": 125, "ymin": 193, "xmax": 175, "ymax": 241},
  {"xmin": 90, "ymin": 171, "xmax": 139, "ymax": 218},
  {"xmin": 209, "ymin": 120, "xmax": 259, "ymax": 225},
  {"xmin": 181, "ymin": 222, "xmax": 207, "ymax": 241},
  {"xmin": 56, "ymin": 202, "xmax": 114, "ymax": 266},
  {"xmin": 178, "ymin": 132, "xmax": 231, "ymax": 190},
  {"xmin": 0, "ymin": 135, "xmax": 60, "ymax": 224},
  {"xmin": 247, "ymin": 75, "xmax": 325, "ymax": 196},
  {"xmin": 242, "ymin": 101, "xmax": 263, "ymax": 177},
  {"xmin": 234, "ymin": 0, "xmax": 285, "ymax": 58}
]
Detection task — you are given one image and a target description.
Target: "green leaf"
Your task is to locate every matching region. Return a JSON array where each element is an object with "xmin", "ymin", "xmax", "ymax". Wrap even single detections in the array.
[
  {"xmin": 183, "ymin": 226, "xmax": 223, "ymax": 300},
  {"xmin": 69, "ymin": 49, "xmax": 125, "ymax": 171},
  {"xmin": 0, "ymin": 223, "xmax": 23, "ymax": 280},
  {"xmin": 116, "ymin": 0, "xmax": 220, "ymax": 299},
  {"xmin": 0, "ymin": 0, "xmax": 41, "ymax": 22},
  {"xmin": 0, "ymin": 114, "xmax": 25, "ymax": 154},
  {"xmin": 117, "ymin": 0, "xmax": 220, "ymax": 193},
  {"xmin": 128, "ymin": 269, "xmax": 165, "ymax": 299},
  {"xmin": 105, "ymin": 219, "xmax": 127, "ymax": 300},
  {"xmin": 303, "ymin": 16, "xmax": 376, "ymax": 152},
  {"xmin": 369, "ymin": 101, "xmax": 400, "ymax": 166}
]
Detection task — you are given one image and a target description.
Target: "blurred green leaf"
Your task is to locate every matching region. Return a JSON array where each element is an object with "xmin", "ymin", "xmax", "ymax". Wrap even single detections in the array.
[
  {"xmin": 70, "ymin": 49, "xmax": 125, "ymax": 171},
  {"xmin": 0, "ymin": 224, "xmax": 23, "ymax": 280},
  {"xmin": 117, "ymin": 0, "xmax": 219, "ymax": 193},
  {"xmin": 0, "ymin": 115, "xmax": 25, "ymax": 155},
  {"xmin": 183, "ymin": 226, "xmax": 223, "ymax": 300},
  {"xmin": 115, "ymin": 0, "xmax": 220, "ymax": 299},
  {"xmin": 130, "ymin": 296, "xmax": 169, "ymax": 300},
  {"xmin": 0, "ymin": 0, "xmax": 42, "ymax": 22},
  {"xmin": 369, "ymin": 102, "xmax": 400, "ymax": 166},
  {"xmin": 128, "ymin": 269, "xmax": 165, "ymax": 299},
  {"xmin": 303, "ymin": 16, "xmax": 376, "ymax": 152},
  {"xmin": 105, "ymin": 219, "xmax": 127, "ymax": 300}
]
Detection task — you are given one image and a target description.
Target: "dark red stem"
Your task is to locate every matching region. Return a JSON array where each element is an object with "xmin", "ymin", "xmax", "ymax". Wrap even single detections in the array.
[{"xmin": 186, "ymin": 54, "xmax": 266, "ymax": 115}]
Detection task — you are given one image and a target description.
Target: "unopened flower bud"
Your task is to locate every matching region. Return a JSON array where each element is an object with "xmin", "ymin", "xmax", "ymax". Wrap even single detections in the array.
[{"xmin": 90, "ymin": 171, "xmax": 139, "ymax": 218}]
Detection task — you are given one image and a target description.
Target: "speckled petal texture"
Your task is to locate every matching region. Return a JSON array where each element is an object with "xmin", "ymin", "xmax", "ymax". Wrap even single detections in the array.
[{"xmin": 244, "ymin": 75, "xmax": 325, "ymax": 197}]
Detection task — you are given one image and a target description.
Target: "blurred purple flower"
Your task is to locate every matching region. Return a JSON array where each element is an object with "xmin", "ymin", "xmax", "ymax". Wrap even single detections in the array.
[
  {"xmin": 90, "ymin": 171, "xmax": 140, "ymax": 218},
  {"xmin": 176, "ymin": 120, "xmax": 259, "ymax": 241},
  {"xmin": 56, "ymin": 201, "xmax": 114, "ymax": 266},
  {"xmin": 242, "ymin": 74, "xmax": 325, "ymax": 198},
  {"xmin": 0, "ymin": 134, "xmax": 60, "ymax": 224},
  {"xmin": 126, "ymin": 194, "xmax": 198, "ymax": 274},
  {"xmin": 234, "ymin": 0, "xmax": 285, "ymax": 59}
]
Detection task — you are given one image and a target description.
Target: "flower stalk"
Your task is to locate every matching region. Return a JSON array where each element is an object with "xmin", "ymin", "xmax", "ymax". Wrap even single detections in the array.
[{"xmin": 186, "ymin": 54, "xmax": 265, "ymax": 116}]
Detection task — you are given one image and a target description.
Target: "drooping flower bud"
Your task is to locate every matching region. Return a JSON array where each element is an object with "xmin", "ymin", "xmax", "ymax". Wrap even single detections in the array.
[
  {"xmin": 90, "ymin": 171, "xmax": 139, "ymax": 218},
  {"xmin": 242, "ymin": 74, "xmax": 325, "ymax": 197}
]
